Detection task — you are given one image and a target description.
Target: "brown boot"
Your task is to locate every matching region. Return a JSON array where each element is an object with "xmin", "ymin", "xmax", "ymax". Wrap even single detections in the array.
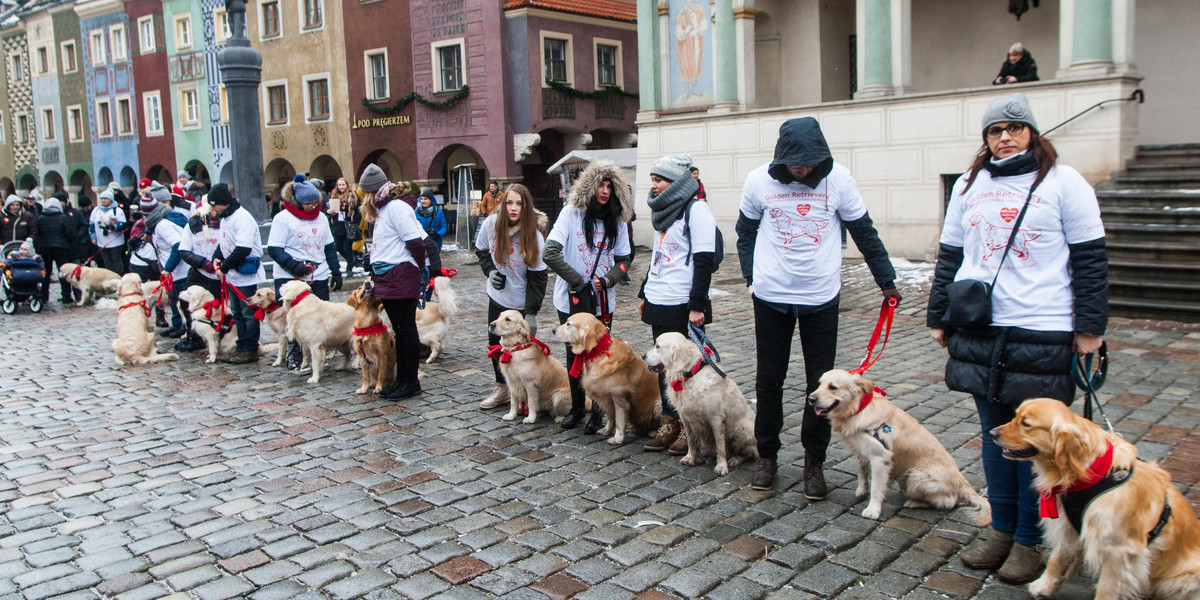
[
  {"xmin": 643, "ymin": 417, "xmax": 681, "ymax": 452},
  {"xmin": 751, "ymin": 458, "xmax": 777, "ymax": 490},
  {"xmin": 960, "ymin": 529, "xmax": 1014, "ymax": 570},
  {"xmin": 997, "ymin": 541, "xmax": 1043, "ymax": 584},
  {"xmin": 666, "ymin": 428, "xmax": 689, "ymax": 456},
  {"xmin": 480, "ymin": 383, "xmax": 510, "ymax": 409},
  {"xmin": 803, "ymin": 454, "xmax": 827, "ymax": 500}
]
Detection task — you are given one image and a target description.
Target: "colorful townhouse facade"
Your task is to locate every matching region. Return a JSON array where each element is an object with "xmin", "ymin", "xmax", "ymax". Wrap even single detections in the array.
[
  {"xmin": 26, "ymin": 4, "xmax": 65, "ymax": 195},
  {"xmin": 52, "ymin": 1, "xmax": 94, "ymax": 203},
  {"xmin": 162, "ymin": 0, "xmax": 214, "ymax": 186},
  {"xmin": 76, "ymin": 0, "xmax": 139, "ymax": 191},
  {"xmin": 126, "ymin": 0, "xmax": 175, "ymax": 185}
]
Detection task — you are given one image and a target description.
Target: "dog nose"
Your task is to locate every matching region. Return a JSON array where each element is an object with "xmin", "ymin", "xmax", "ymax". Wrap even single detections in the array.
[
  {"xmin": 988, "ymin": 427, "xmax": 1000, "ymax": 440},
  {"xmin": 805, "ymin": 394, "xmax": 817, "ymax": 406}
]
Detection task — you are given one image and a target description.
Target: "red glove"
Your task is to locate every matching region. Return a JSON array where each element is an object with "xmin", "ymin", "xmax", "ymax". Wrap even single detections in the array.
[{"xmin": 203, "ymin": 261, "xmax": 216, "ymax": 274}]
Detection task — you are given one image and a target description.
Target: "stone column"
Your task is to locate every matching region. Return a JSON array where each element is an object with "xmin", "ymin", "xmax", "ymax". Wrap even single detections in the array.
[
  {"xmin": 711, "ymin": 0, "xmax": 738, "ymax": 113},
  {"xmin": 217, "ymin": 0, "xmax": 268, "ymax": 224},
  {"xmin": 657, "ymin": 2, "xmax": 671, "ymax": 112},
  {"xmin": 1059, "ymin": 0, "xmax": 1132, "ymax": 78},
  {"xmin": 637, "ymin": 0, "xmax": 661, "ymax": 119},
  {"xmin": 733, "ymin": 0, "xmax": 756, "ymax": 110},
  {"xmin": 854, "ymin": 0, "xmax": 911, "ymax": 99}
]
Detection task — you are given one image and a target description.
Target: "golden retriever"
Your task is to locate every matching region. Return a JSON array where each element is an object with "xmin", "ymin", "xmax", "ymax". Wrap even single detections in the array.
[
  {"xmin": 246, "ymin": 288, "xmax": 289, "ymax": 367},
  {"xmin": 993, "ymin": 398, "xmax": 1200, "ymax": 600},
  {"xmin": 112, "ymin": 273, "xmax": 178, "ymax": 365},
  {"xmin": 415, "ymin": 276, "xmax": 457, "ymax": 363},
  {"xmin": 61, "ymin": 262, "xmax": 121, "ymax": 305},
  {"xmin": 346, "ymin": 281, "xmax": 396, "ymax": 394},
  {"xmin": 809, "ymin": 369, "xmax": 991, "ymax": 524},
  {"xmin": 489, "ymin": 310, "xmax": 572, "ymax": 424},
  {"xmin": 642, "ymin": 332, "xmax": 758, "ymax": 475},
  {"xmin": 278, "ymin": 280, "xmax": 355, "ymax": 384},
  {"xmin": 178, "ymin": 286, "xmax": 237, "ymax": 364},
  {"xmin": 554, "ymin": 313, "xmax": 660, "ymax": 444}
]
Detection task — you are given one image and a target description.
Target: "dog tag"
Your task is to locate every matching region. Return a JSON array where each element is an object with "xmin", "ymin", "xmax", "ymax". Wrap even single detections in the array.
[{"xmin": 1110, "ymin": 469, "xmax": 1130, "ymax": 482}]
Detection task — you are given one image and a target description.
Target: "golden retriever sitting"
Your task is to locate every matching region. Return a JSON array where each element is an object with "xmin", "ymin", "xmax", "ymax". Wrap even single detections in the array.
[
  {"xmin": 346, "ymin": 281, "xmax": 396, "ymax": 394},
  {"xmin": 178, "ymin": 286, "xmax": 236, "ymax": 364},
  {"xmin": 554, "ymin": 313, "xmax": 660, "ymax": 445},
  {"xmin": 112, "ymin": 273, "xmax": 178, "ymax": 365},
  {"xmin": 247, "ymin": 288, "xmax": 289, "ymax": 367},
  {"xmin": 809, "ymin": 369, "xmax": 991, "ymax": 524},
  {"xmin": 993, "ymin": 398, "xmax": 1200, "ymax": 600},
  {"xmin": 61, "ymin": 262, "xmax": 121, "ymax": 305},
  {"xmin": 489, "ymin": 310, "xmax": 571, "ymax": 424},
  {"xmin": 278, "ymin": 280, "xmax": 355, "ymax": 384},
  {"xmin": 416, "ymin": 276, "xmax": 457, "ymax": 363},
  {"xmin": 642, "ymin": 332, "xmax": 758, "ymax": 475}
]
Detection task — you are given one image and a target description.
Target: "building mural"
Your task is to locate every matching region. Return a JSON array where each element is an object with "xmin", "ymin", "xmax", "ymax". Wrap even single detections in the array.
[{"xmin": 668, "ymin": 0, "xmax": 711, "ymax": 109}]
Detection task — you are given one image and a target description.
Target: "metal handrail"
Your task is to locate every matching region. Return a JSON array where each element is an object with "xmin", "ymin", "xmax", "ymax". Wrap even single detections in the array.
[{"xmin": 1042, "ymin": 88, "xmax": 1145, "ymax": 137}]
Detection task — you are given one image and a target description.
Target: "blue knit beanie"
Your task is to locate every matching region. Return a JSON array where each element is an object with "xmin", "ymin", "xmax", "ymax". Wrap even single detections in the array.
[{"xmin": 292, "ymin": 174, "xmax": 320, "ymax": 205}]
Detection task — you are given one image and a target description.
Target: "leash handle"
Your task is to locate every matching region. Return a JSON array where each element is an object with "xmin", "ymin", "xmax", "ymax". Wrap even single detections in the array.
[
  {"xmin": 849, "ymin": 297, "xmax": 898, "ymax": 375},
  {"xmin": 687, "ymin": 324, "xmax": 721, "ymax": 364},
  {"xmin": 1072, "ymin": 342, "xmax": 1113, "ymax": 433}
]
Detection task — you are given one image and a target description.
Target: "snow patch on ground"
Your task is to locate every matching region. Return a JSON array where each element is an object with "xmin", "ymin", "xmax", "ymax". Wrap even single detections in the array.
[
  {"xmin": 846, "ymin": 257, "xmax": 935, "ymax": 288},
  {"xmin": 94, "ymin": 298, "xmax": 119, "ymax": 311}
]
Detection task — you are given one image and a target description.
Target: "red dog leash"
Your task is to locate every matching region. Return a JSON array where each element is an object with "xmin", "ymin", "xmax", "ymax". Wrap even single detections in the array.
[{"xmin": 849, "ymin": 297, "xmax": 898, "ymax": 376}]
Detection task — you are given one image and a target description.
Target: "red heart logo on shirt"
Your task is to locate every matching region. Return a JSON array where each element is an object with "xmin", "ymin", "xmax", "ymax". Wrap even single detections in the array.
[
  {"xmin": 209, "ymin": 238, "xmax": 217, "ymax": 244},
  {"xmin": 999, "ymin": 208, "xmax": 1019, "ymax": 223},
  {"xmin": 796, "ymin": 204, "xmax": 811, "ymax": 216},
  {"xmin": 312, "ymin": 228, "xmax": 318, "ymax": 234}
]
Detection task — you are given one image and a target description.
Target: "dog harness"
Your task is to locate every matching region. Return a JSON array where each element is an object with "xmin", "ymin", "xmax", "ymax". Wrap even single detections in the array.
[
  {"xmin": 853, "ymin": 387, "xmax": 892, "ymax": 449},
  {"xmin": 1040, "ymin": 441, "xmax": 1115, "ymax": 521},
  {"xmin": 487, "ymin": 336, "xmax": 551, "ymax": 364},
  {"xmin": 118, "ymin": 293, "xmax": 152, "ymax": 318},
  {"xmin": 670, "ymin": 351, "xmax": 727, "ymax": 392},
  {"xmin": 252, "ymin": 301, "xmax": 280, "ymax": 322},
  {"xmin": 569, "ymin": 332, "xmax": 612, "ymax": 377},
  {"xmin": 353, "ymin": 321, "xmax": 389, "ymax": 337}
]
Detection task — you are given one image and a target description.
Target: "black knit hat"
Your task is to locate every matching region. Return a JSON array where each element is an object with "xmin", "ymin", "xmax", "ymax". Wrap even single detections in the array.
[{"xmin": 208, "ymin": 183, "xmax": 234, "ymax": 206}]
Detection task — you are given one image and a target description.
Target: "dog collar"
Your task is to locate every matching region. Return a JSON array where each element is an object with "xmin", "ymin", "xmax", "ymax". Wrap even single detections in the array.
[
  {"xmin": 1040, "ymin": 441, "xmax": 1114, "ymax": 519},
  {"xmin": 853, "ymin": 387, "xmax": 887, "ymax": 416},
  {"xmin": 252, "ymin": 301, "xmax": 280, "ymax": 321},
  {"xmin": 119, "ymin": 298, "xmax": 151, "ymax": 318},
  {"xmin": 489, "ymin": 337, "xmax": 552, "ymax": 364},
  {"xmin": 291, "ymin": 290, "xmax": 310, "ymax": 307},
  {"xmin": 569, "ymin": 333, "xmax": 612, "ymax": 377},
  {"xmin": 670, "ymin": 358, "xmax": 709, "ymax": 392},
  {"xmin": 354, "ymin": 321, "xmax": 389, "ymax": 337}
]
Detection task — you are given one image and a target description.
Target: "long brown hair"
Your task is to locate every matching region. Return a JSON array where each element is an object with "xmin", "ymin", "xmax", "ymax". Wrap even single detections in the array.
[
  {"xmin": 493, "ymin": 184, "xmax": 540, "ymax": 267},
  {"xmin": 962, "ymin": 130, "xmax": 1058, "ymax": 193}
]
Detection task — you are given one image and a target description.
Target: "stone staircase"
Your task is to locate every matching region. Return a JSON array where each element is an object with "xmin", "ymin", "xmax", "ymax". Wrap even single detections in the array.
[{"xmin": 1098, "ymin": 143, "xmax": 1200, "ymax": 321}]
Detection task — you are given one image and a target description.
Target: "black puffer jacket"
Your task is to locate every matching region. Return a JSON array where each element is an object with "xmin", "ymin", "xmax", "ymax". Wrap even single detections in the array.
[{"xmin": 36, "ymin": 210, "xmax": 79, "ymax": 253}]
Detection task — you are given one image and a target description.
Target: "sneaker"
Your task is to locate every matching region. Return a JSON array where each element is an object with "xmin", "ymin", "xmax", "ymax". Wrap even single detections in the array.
[
  {"xmin": 803, "ymin": 454, "xmax": 828, "ymax": 500},
  {"xmin": 751, "ymin": 458, "xmax": 777, "ymax": 490},
  {"xmin": 643, "ymin": 417, "xmax": 681, "ymax": 452},
  {"xmin": 286, "ymin": 341, "xmax": 303, "ymax": 371},
  {"xmin": 164, "ymin": 327, "xmax": 186, "ymax": 339},
  {"xmin": 382, "ymin": 380, "xmax": 422, "ymax": 400},
  {"xmin": 666, "ymin": 429, "xmax": 689, "ymax": 455},
  {"xmin": 480, "ymin": 384, "xmax": 510, "ymax": 409}
]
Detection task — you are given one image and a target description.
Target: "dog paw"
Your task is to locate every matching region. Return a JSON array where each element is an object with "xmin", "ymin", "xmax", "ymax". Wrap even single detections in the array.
[
  {"xmin": 502, "ymin": 412, "xmax": 517, "ymax": 421},
  {"xmin": 355, "ymin": 387, "xmax": 368, "ymax": 394},
  {"xmin": 522, "ymin": 416, "xmax": 537, "ymax": 425},
  {"xmin": 205, "ymin": 357, "xmax": 217, "ymax": 364},
  {"xmin": 272, "ymin": 359, "xmax": 283, "ymax": 367},
  {"xmin": 598, "ymin": 426, "xmax": 613, "ymax": 436},
  {"xmin": 607, "ymin": 436, "xmax": 624, "ymax": 445},
  {"xmin": 680, "ymin": 456, "xmax": 696, "ymax": 466},
  {"xmin": 855, "ymin": 485, "xmax": 868, "ymax": 498},
  {"xmin": 1028, "ymin": 577, "xmax": 1056, "ymax": 598},
  {"xmin": 306, "ymin": 376, "xmax": 319, "ymax": 384},
  {"xmin": 713, "ymin": 463, "xmax": 730, "ymax": 476},
  {"xmin": 861, "ymin": 505, "xmax": 882, "ymax": 520}
]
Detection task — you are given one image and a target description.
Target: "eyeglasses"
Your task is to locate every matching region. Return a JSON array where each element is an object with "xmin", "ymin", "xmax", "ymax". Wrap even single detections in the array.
[{"xmin": 986, "ymin": 122, "xmax": 1026, "ymax": 139}]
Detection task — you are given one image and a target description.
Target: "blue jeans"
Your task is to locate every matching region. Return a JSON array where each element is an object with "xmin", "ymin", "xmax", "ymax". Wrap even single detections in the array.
[
  {"xmin": 168, "ymin": 280, "xmax": 185, "ymax": 330},
  {"xmin": 974, "ymin": 395, "xmax": 1042, "ymax": 546},
  {"xmin": 228, "ymin": 283, "xmax": 260, "ymax": 353}
]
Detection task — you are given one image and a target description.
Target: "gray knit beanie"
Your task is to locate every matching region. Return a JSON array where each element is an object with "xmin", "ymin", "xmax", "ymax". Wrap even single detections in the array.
[
  {"xmin": 148, "ymin": 181, "xmax": 172, "ymax": 204},
  {"xmin": 649, "ymin": 154, "xmax": 694, "ymax": 183},
  {"xmin": 982, "ymin": 92, "xmax": 1039, "ymax": 133},
  {"xmin": 358, "ymin": 164, "xmax": 387, "ymax": 193}
]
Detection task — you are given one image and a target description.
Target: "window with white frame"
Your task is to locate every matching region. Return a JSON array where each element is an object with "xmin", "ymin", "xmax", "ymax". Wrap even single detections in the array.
[
  {"xmin": 60, "ymin": 40, "xmax": 76, "ymax": 73},
  {"xmin": 110, "ymin": 25, "xmax": 127, "ymax": 61},
  {"xmin": 174, "ymin": 15, "xmax": 192, "ymax": 50},
  {"xmin": 214, "ymin": 8, "xmax": 231, "ymax": 44},
  {"xmin": 17, "ymin": 114, "xmax": 29, "ymax": 144},
  {"xmin": 116, "ymin": 97, "xmax": 132, "ymax": 134},
  {"xmin": 67, "ymin": 106, "xmax": 83, "ymax": 142},
  {"xmin": 142, "ymin": 91, "xmax": 162, "ymax": 135},
  {"xmin": 260, "ymin": 0, "xmax": 281, "ymax": 38},
  {"xmin": 40, "ymin": 107, "xmax": 54, "ymax": 141},
  {"xmin": 90, "ymin": 30, "xmax": 106, "ymax": 65},
  {"xmin": 595, "ymin": 41, "xmax": 620, "ymax": 88},
  {"xmin": 34, "ymin": 46, "xmax": 49, "ymax": 75},
  {"xmin": 431, "ymin": 39, "xmax": 463, "ymax": 92},
  {"xmin": 265, "ymin": 82, "xmax": 287, "ymax": 125},
  {"xmin": 138, "ymin": 15, "xmax": 155, "ymax": 53},
  {"xmin": 95, "ymin": 100, "xmax": 112, "ymax": 137},
  {"xmin": 542, "ymin": 35, "xmax": 572, "ymax": 84},
  {"xmin": 10, "ymin": 54, "xmax": 22, "ymax": 80},
  {"xmin": 365, "ymin": 50, "xmax": 388, "ymax": 100},
  {"xmin": 302, "ymin": 0, "xmax": 323, "ymax": 30},
  {"xmin": 180, "ymin": 87, "xmax": 199, "ymax": 127},
  {"xmin": 304, "ymin": 75, "xmax": 330, "ymax": 121}
]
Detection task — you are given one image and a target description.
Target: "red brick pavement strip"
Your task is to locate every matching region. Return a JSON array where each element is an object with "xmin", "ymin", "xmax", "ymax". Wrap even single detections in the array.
[
  {"xmin": 637, "ymin": 591, "xmax": 684, "ymax": 600},
  {"xmin": 219, "ymin": 550, "xmax": 271, "ymax": 574},
  {"xmin": 723, "ymin": 535, "xmax": 772, "ymax": 561},
  {"xmin": 252, "ymin": 436, "xmax": 305, "ymax": 452},
  {"xmin": 529, "ymin": 572, "xmax": 589, "ymax": 600},
  {"xmin": 329, "ymin": 467, "xmax": 372, "ymax": 483},
  {"xmin": 431, "ymin": 555, "xmax": 492, "ymax": 584},
  {"xmin": 400, "ymin": 471, "xmax": 439, "ymax": 486},
  {"xmin": 923, "ymin": 570, "xmax": 983, "ymax": 599}
]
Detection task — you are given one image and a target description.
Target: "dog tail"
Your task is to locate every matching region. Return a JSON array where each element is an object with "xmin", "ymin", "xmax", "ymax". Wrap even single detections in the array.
[
  {"xmin": 432, "ymin": 277, "xmax": 457, "ymax": 318},
  {"xmin": 962, "ymin": 484, "xmax": 992, "ymax": 527}
]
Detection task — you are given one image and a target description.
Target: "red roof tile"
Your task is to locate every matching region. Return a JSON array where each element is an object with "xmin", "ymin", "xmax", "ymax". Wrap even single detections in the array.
[{"xmin": 503, "ymin": 0, "xmax": 637, "ymax": 23}]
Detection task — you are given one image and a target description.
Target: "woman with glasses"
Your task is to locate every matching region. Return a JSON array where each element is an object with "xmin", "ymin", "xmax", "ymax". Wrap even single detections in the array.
[{"xmin": 926, "ymin": 93, "xmax": 1108, "ymax": 584}]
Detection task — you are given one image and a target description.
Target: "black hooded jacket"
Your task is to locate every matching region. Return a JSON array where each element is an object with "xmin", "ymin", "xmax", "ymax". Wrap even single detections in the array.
[{"xmin": 994, "ymin": 52, "xmax": 1039, "ymax": 84}]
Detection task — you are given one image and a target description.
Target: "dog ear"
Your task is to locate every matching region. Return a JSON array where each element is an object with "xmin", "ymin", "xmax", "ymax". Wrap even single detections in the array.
[
  {"xmin": 1051, "ymin": 421, "xmax": 1091, "ymax": 483},
  {"xmin": 516, "ymin": 315, "xmax": 529, "ymax": 339},
  {"xmin": 346, "ymin": 289, "xmax": 360, "ymax": 309}
]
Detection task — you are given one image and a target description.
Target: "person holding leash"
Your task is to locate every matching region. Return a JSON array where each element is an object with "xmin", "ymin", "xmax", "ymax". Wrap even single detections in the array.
[{"xmin": 208, "ymin": 183, "xmax": 267, "ymax": 365}]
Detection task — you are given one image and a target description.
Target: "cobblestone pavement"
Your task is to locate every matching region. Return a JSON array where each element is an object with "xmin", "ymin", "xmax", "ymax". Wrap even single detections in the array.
[{"xmin": 2, "ymin": 250, "xmax": 1199, "ymax": 600}]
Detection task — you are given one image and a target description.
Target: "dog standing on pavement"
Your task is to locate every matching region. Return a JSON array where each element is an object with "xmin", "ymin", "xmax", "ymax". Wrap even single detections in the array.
[
  {"xmin": 415, "ymin": 276, "xmax": 457, "ymax": 363},
  {"xmin": 809, "ymin": 369, "xmax": 991, "ymax": 524},
  {"xmin": 61, "ymin": 262, "xmax": 121, "ymax": 305},
  {"xmin": 112, "ymin": 273, "xmax": 178, "ymax": 365},
  {"xmin": 279, "ymin": 280, "xmax": 355, "ymax": 384},
  {"xmin": 246, "ymin": 288, "xmax": 289, "ymax": 367},
  {"xmin": 489, "ymin": 310, "xmax": 572, "ymax": 424},
  {"xmin": 346, "ymin": 281, "xmax": 396, "ymax": 394}
]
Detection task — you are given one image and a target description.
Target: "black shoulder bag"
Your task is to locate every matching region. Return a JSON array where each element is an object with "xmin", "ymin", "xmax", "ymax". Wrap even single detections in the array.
[
  {"xmin": 941, "ymin": 188, "xmax": 1035, "ymax": 329},
  {"xmin": 568, "ymin": 250, "xmax": 605, "ymax": 316}
]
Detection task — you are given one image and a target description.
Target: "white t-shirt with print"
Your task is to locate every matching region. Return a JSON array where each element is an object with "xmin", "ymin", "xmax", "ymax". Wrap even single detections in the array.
[
  {"xmin": 475, "ymin": 214, "xmax": 547, "ymax": 311},
  {"xmin": 218, "ymin": 207, "xmax": 266, "ymax": 287},
  {"xmin": 90, "ymin": 205, "xmax": 126, "ymax": 248},
  {"xmin": 129, "ymin": 236, "xmax": 158, "ymax": 268},
  {"xmin": 268, "ymin": 211, "xmax": 335, "ymax": 281},
  {"xmin": 179, "ymin": 225, "xmax": 220, "ymax": 281},
  {"xmin": 941, "ymin": 165, "xmax": 1104, "ymax": 332},
  {"xmin": 153, "ymin": 219, "xmax": 191, "ymax": 280},
  {"xmin": 546, "ymin": 205, "xmax": 632, "ymax": 315},
  {"xmin": 739, "ymin": 162, "xmax": 866, "ymax": 305},
  {"xmin": 371, "ymin": 199, "xmax": 427, "ymax": 268},
  {"xmin": 644, "ymin": 200, "xmax": 716, "ymax": 306}
]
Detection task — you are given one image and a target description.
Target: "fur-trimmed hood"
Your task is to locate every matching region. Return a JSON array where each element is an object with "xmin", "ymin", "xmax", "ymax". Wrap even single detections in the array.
[{"xmin": 565, "ymin": 160, "xmax": 633, "ymax": 224}]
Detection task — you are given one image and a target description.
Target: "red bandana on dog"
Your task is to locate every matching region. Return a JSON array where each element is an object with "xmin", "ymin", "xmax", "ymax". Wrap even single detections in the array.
[
  {"xmin": 252, "ymin": 301, "xmax": 280, "ymax": 321},
  {"xmin": 353, "ymin": 321, "xmax": 388, "ymax": 337},
  {"xmin": 569, "ymin": 333, "xmax": 612, "ymax": 377},
  {"xmin": 1040, "ymin": 441, "xmax": 1115, "ymax": 519},
  {"xmin": 488, "ymin": 337, "xmax": 552, "ymax": 364},
  {"xmin": 291, "ymin": 290, "xmax": 310, "ymax": 307},
  {"xmin": 853, "ymin": 387, "xmax": 887, "ymax": 416}
]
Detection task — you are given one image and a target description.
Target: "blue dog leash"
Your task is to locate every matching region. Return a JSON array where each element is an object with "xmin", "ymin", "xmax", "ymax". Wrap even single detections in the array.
[
  {"xmin": 1072, "ymin": 341, "xmax": 1113, "ymax": 433},
  {"xmin": 687, "ymin": 324, "xmax": 726, "ymax": 378}
]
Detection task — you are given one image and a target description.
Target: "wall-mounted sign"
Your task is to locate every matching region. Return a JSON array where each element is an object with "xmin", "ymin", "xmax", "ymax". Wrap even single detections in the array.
[{"xmin": 351, "ymin": 114, "xmax": 412, "ymax": 130}]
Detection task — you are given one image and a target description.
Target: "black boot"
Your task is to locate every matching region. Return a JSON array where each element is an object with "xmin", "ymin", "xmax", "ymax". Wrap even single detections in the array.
[
  {"xmin": 286, "ymin": 341, "xmax": 303, "ymax": 370},
  {"xmin": 583, "ymin": 408, "xmax": 604, "ymax": 435},
  {"xmin": 560, "ymin": 406, "xmax": 586, "ymax": 429}
]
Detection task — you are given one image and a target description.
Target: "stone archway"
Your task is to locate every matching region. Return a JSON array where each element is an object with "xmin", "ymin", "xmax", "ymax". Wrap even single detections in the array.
[
  {"xmin": 184, "ymin": 161, "xmax": 211, "ymax": 187},
  {"xmin": 309, "ymin": 155, "xmax": 343, "ymax": 191},
  {"xmin": 42, "ymin": 170, "xmax": 65, "ymax": 199},
  {"xmin": 0, "ymin": 177, "xmax": 14, "ymax": 198},
  {"xmin": 17, "ymin": 173, "xmax": 38, "ymax": 194},
  {"xmin": 69, "ymin": 169, "xmax": 94, "ymax": 206},
  {"xmin": 119, "ymin": 166, "xmax": 137, "ymax": 189},
  {"xmin": 357, "ymin": 149, "xmax": 408, "ymax": 183},
  {"xmin": 97, "ymin": 167, "xmax": 114, "ymax": 187},
  {"xmin": 264, "ymin": 157, "xmax": 296, "ymax": 200}
]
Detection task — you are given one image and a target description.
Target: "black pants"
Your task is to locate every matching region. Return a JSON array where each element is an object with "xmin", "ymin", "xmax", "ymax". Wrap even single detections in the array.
[
  {"xmin": 334, "ymin": 234, "xmax": 355, "ymax": 271},
  {"xmin": 98, "ymin": 246, "xmax": 126, "ymax": 276},
  {"xmin": 382, "ymin": 298, "xmax": 420, "ymax": 386},
  {"xmin": 752, "ymin": 295, "xmax": 839, "ymax": 462},
  {"xmin": 41, "ymin": 247, "xmax": 78, "ymax": 303},
  {"xmin": 487, "ymin": 299, "xmax": 526, "ymax": 384}
]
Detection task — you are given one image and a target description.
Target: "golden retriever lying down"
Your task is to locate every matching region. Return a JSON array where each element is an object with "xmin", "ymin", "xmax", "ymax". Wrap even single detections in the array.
[
  {"xmin": 642, "ymin": 332, "xmax": 757, "ymax": 475},
  {"xmin": 61, "ymin": 262, "xmax": 121, "ymax": 305},
  {"xmin": 489, "ymin": 310, "xmax": 571, "ymax": 424},
  {"xmin": 246, "ymin": 288, "xmax": 289, "ymax": 367},
  {"xmin": 279, "ymin": 280, "xmax": 355, "ymax": 384},
  {"xmin": 809, "ymin": 369, "xmax": 991, "ymax": 524},
  {"xmin": 112, "ymin": 273, "xmax": 178, "ymax": 365},
  {"xmin": 993, "ymin": 398, "xmax": 1200, "ymax": 600},
  {"xmin": 178, "ymin": 286, "xmax": 237, "ymax": 364},
  {"xmin": 346, "ymin": 281, "xmax": 396, "ymax": 395},
  {"xmin": 555, "ymin": 313, "xmax": 660, "ymax": 444},
  {"xmin": 415, "ymin": 276, "xmax": 457, "ymax": 363}
]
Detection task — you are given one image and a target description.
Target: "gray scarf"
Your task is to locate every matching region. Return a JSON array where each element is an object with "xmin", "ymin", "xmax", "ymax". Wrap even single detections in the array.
[{"xmin": 647, "ymin": 177, "xmax": 700, "ymax": 232}]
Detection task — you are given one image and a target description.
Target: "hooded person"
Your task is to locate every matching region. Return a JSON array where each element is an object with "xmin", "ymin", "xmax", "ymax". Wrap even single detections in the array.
[
  {"xmin": 208, "ymin": 182, "xmax": 266, "ymax": 364},
  {"xmin": 53, "ymin": 192, "xmax": 89, "ymax": 263},
  {"xmin": 267, "ymin": 174, "xmax": 342, "ymax": 369},
  {"xmin": 735, "ymin": 116, "xmax": 901, "ymax": 495},
  {"xmin": 414, "ymin": 189, "xmax": 447, "ymax": 249},
  {"xmin": 89, "ymin": 188, "xmax": 128, "ymax": 275},
  {"xmin": 637, "ymin": 154, "xmax": 715, "ymax": 453},
  {"xmin": 35, "ymin": 198, "xmax": 84, "ymax": 304},
  {"xmin": 145, "ymin": 193, "xmax": 192, "ymax": 339},
  {"xmin": 542, "ymin": 159, "xmax": 635, "ymax": 433},
  {"xmin": 2, "ymin": 194, "xmax": 37, "ymax": 244}
]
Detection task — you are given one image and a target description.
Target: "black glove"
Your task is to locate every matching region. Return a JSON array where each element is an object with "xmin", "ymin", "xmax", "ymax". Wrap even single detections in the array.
[
  {"xmin": 487, "ymin": 270, "xmax": 506, "ymax": 290},
  {"xmin": 330, "ymin": 272, "xmax": 343, "ymax": 291},
  {"xmin": 288, "ymin": 262, "xmax": 314, "ymax": 279}
]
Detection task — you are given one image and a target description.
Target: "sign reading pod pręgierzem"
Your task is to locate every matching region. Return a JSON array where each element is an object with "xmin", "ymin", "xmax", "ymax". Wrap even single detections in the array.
[{"xmin": 351, "ymin": 115, "xmax": 413, "ymax": 130}]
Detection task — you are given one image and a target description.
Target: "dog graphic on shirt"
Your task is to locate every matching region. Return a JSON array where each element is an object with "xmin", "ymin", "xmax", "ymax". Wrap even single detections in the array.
[
  {"xmin": 768, "ymin": 208, "xmax": 830, "ymax": 246},
  {"xmin": 968, "ymin": 213, "xmax": 1041, "ymax": 261}
]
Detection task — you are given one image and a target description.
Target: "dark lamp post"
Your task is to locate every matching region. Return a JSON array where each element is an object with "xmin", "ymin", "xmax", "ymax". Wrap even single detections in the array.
[{"xmin": 218, "ymin": 0, "xmax": 268, "ymax": 224}]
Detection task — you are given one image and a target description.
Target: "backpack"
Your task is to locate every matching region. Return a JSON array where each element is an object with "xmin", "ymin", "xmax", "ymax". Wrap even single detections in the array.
[{"xmin": 682, "ymin": 198, "xmax": 723, "ymax": 271}]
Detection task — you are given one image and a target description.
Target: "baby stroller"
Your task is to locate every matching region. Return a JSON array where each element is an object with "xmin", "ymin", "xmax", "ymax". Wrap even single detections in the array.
[{"xmin": 1, "ymin": 240, "xmax": 46, "ymax": 314}]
